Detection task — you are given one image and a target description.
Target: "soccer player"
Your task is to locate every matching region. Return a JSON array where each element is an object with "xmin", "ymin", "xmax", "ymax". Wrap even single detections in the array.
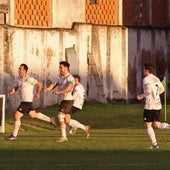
[
  {"xmin": 44, "ymin": 61, "xmax": 75, "ymax": 142},
  {"xmin": 5, "ymin": 63, "xmax": 56, "ymax": 141},
  {"xmin": 67, "ymin": 75, "xmax": 90, "ymax": 138},
  {"xmin": 137, "ymin": 63, "xmax": 170, "ymax": 149}
]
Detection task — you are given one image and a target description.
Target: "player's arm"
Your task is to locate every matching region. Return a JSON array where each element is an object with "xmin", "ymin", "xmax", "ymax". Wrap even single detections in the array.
[
  {"xmin": 53, "ymin": 82, "xmax": 73, "ymax": 95},
  {"xmin": 158, "ymin": 82, "xmax": 165, "ymax": 94},
  {"xmin": 34, "ymin": 81, "xmax": 43, "ymax": 100},
  {"xmin": 137, "ymin": 83, "xmax": 151, "ymax": 100},
  {"xmin": 44, "ymin": 82, "xmax": 58, "ymax": 92},
  {"xmin": 6, "ymin": 86, "xmax": 18, "ymax": 98}
]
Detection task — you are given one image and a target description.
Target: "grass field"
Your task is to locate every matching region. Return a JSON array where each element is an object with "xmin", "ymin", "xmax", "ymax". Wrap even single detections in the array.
[{"xmin": 1, "ymin": 102, "xmax": 170, "ymax": 170}]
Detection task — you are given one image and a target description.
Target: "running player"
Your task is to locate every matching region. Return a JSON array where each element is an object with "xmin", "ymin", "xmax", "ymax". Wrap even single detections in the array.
[
  {"xmin": 67, "ymin": 75, "xmax": 90, "ymax": 138},
  {"xmin": 137, "ymin": 63, "xmax": 170, "ymax": 149},
  {"xmin": 6, "ymin": 63, "xmax": 56, "ymax": 141},
  {"xmin": 44, "ymin": 61, "xmax": 75, "ymax": 142}
]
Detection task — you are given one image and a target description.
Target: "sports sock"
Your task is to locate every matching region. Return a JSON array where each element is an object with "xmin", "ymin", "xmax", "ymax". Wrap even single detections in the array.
[
  {"xmin": 37, "ymin": 112, "xmax": 51, "ymax": 122},
  {"xmin": 158, "ymin": 122, "xmax": 170, "ymax": 129},
  {"xmin": 69, "ymin": 119, "xmax": 86, "ymax": 130},
  {"xmin": 61, "ymin": 123, "xmax": 66, "ymax": 138},
  {"xmin": 147, "ymin": 127, "xmax": 157, "ymax": 146},
  {"xmin": 13, "ymin": 120, "xmax": 21, "ymax": 137}
]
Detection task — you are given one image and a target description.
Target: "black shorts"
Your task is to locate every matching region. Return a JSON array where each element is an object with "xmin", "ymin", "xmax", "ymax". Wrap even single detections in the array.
[
  {"xmin": 59, "ymin": 100, "xmax": 74, "ymax": 114},
  {"xmin": 17, "ymin": 102, "xmax": 34, "ymax": 114},
  {"xmin": 70, "ymin": 106, "xmax": 81, "ymax": 115},
  {"xmin": 143, "ymin": 109, "xmax": 161, "ymax": 122}
]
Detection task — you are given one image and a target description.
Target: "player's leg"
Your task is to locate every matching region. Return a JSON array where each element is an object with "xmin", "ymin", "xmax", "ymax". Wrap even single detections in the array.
[
  {"xmin": 154, "ymin": 122, "xmax": 170, "ymax": 129},
  {"xmin": 66, "ymin": 106, "xmax": 79, "ymax": 135},
  {"xmin": 6, "ymin": 110, "xmax": 24, "ymax": 141},
  {"xmin": 144, "ymin": 110, "xmax": 159, "ymax": 149},
  {"xmin": 69, "ymin": 119, "xmax": 90, "ymax": 138},
  {"xmin": 146, "ymin": 122, "xmax": 158, "ymax": 149},
  {"xmin": 152, "ymin": 110, "xmax": 170, "ymax": 129},
  {"xmin": 29, "ymin": 110, "xmax": 56, "ymax": 127},
  {"xmin": 56, "ymin": 100, "xmax": 73, "ymax": 142},
  {"xmin": 57, "ymin": 111, "xmax": 67, "ymax": 142}
]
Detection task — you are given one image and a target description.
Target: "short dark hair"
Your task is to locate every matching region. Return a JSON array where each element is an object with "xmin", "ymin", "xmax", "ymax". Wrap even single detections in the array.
[
  {"xmin": 73, "ymin": 74, "xmax": 81, "ymax": 82},
  {"xmin": 59, "ymin": 61, "xmax": 70, "ymax": 68},
  {"xmin": 143, "ymin": 63, "xmax": 155, "ymax": 73},
  {"xmin": 20, "ymin": 63, "xmax": 28, "ymax": 72}
]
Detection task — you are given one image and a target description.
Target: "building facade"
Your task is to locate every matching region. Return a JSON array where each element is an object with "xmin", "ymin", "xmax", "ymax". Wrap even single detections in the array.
[{"xmin": 0, "ymin": 0, "xmax": 170, "ymax": 110}]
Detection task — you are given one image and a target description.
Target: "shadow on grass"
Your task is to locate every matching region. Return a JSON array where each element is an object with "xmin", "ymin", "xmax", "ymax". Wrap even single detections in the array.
[{"xmin": 0, "ymin": 150, "xmax": 170, "ymax": 170}]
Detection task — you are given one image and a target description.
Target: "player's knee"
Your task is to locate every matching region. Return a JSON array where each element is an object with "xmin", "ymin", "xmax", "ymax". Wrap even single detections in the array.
[
  {"xmin": 65, "ymin": 114, "xmax": 71, "ymax": 124},
  {"xmin": 58, "ymin": 112, "xmax": 65, "ymax": 122},
  {"xmin": 29, "ymin": 111, "xmax": 37, "ymax": 119}
]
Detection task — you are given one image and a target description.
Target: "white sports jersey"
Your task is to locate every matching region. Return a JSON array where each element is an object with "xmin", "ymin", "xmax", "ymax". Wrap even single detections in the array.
[
  {"xmin": 56, "ymin": 73, "xmax": 75, "ymax": 104},
  {"xmin": 73, "ymin": 83, "xmax": 85, "ymax": 109},
  {"xmin": 143, "ymin": 74, "xmax": 164, "ymax": 110},
  {"xmin": 15, "ymin": 76, "xmax": 37, "ymax": 102}
]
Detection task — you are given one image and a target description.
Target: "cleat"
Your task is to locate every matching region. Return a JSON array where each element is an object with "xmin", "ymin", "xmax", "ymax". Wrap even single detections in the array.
[
  {"xmin": 5, "ymin": 135, "xmax": 17, "ymax": 141},
  {"xmin": 56, "ymin": 137, "xmax": 68, "ymax": 143},
  {"xmin": 71, "ymin": 127, "xmax": 77, "ymax": 135},
  {"xmin": 69, "ymin": 129, "xmax": 73, "ymax": 135},
  {"xmin": 85, "ymin": 126, "xmax": 90, "ymax": 139},
  {"xmin": 50, "ymin": 117, "xmax": 57, "ymax": 127},
  {"xmin": 150, "ymin": 144, "xmax": 159, "ymax": 149}
]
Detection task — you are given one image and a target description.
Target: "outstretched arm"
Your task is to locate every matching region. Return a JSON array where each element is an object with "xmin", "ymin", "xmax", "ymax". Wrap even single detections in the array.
[
  {"xmin": 53, "ymin": 83, "xmax": 73, "ymax": 95},
  {"xmin": 44, "ymin": 82, "xmax": 58, "ymax": 92}
]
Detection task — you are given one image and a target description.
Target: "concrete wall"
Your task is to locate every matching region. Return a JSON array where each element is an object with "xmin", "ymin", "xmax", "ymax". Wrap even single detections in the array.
[
  {"xmin": 1, "ymin": 24, "xmax": 170, "ymax": 110},
  {"xmin": 0, "ymin": 24, "xmax": 128, "ymax": 110},
  {"xmin": 128, "ymin": 28, "xmax": 170, "ymax": 100},
  {"xmin": 52, "ymin": 0, "xmax": 85, "ymax": 28}
]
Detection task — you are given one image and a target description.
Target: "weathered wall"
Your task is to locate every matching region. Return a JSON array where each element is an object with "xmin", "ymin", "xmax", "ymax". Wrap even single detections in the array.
[
  {"xmin": 52, "ymin": 0, "xmax": 85, "ymax": 28},
  {"xmin": 128, "ymin": 28, "xmax": 170, "ymax": 100},
  {"xmin": 0, "ymin": 24, "xmax": 128, "ymax": 110}
]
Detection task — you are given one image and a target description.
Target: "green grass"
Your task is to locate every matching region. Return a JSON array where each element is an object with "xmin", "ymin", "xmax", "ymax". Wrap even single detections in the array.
[{"xmin": 1, "ymin": 102, "xmax": 170, "ymax": 170}]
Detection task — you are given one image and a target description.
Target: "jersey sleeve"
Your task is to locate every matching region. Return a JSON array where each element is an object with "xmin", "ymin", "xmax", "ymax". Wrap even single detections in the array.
[
  {"xmin": 27, "ymin": 77, "xmax": 38, "ymax": 85},
  {"xmin": 67, "ymin": 75, "xmax": 74, "ymax": 84},
  {"xmin": 143, "ymin": 79, "xmax": 152, "ymax": 96},
  {"xmin": 158, "ymin": 79, "xmax": 165, "ymax": 94}
]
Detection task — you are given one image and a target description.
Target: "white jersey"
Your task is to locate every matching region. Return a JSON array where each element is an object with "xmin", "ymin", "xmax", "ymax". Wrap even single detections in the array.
[
  {"xmin": 56, "ymin": 73, "xmax": 75, "ymax": 104},
  {"xmin": 15, "ymin": 76, "xmax": 37, "ymax": 102},
  {"xmin": 73, "ymin": 83, "xmax": 85, "ymax": 109},
  {"xmin": 143, "ymin": 74, "xmax": 164, "ymax": 110}
]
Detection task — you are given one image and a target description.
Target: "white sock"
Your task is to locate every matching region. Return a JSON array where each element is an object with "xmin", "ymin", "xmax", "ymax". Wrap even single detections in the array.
[
  {"xmin": 37, "ymin": 112, "xmax": 51, "ymax": 122},
  {"xmin": 13, "ymin": 120, "xmax": 21, "ymax": 137},
  {"xmin": 69, "ymin": 119, "xmax": 86, "ymax": 131},
  {"xmin": 158, "ymin": 122, "xmax": 170, "ymax": 129},
  {"xmin": 147, "ymin": 127, "xmax": 157, "ymax": 146},
  {"xmin": 61, "ymin": 124, "xmax": 66, "ymax": 138}
]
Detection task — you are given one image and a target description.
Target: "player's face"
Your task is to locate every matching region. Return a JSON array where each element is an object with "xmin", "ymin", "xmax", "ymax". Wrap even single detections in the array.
[
  {"xmin": 143, "ymin": 68, "xmax": 149, "ymax": 76},
  {"xmin": 59, "ymin": 64, "xmax": 68, "ymax": 76},
  {"xmin": 74, "ymin": 78, "xmax": 79, "ymax": 85},
  {"xmin": 18, "ymin": 66, "xmax": 27, "ymax": 78}
]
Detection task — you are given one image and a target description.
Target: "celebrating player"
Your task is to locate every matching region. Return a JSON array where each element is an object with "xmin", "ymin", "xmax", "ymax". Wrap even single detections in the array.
[
  {"xmin": 67, "ymin": 74, "xmax": 90, "ymax": 138},
  {"xmin": 5, "ymin": 63, "xmax": 56, "ymax": 141},
  {"xmin": 44, "ymin": 61, "xmax": 75, "ymax": 142}
]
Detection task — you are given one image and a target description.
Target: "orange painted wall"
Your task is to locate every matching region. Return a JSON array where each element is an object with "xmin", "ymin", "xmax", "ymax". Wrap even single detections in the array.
[
  {"xmin": 14, "ymin": 0, "xmax": 51, "ymax": 27},
  {"xmin": 85, "ymin": 0, "xmax": 118, "ymax": 25}
]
